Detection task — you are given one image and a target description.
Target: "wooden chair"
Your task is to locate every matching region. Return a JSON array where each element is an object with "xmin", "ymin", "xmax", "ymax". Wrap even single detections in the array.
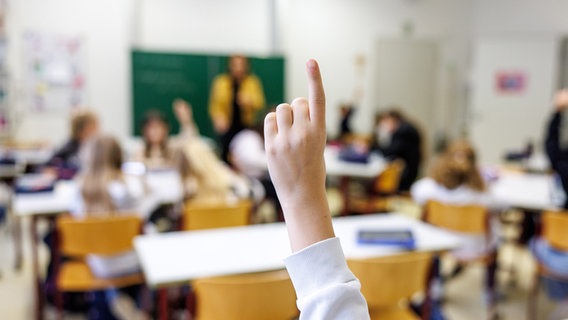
[
  {"xmin": 182, "ymin": 200, "xmax": 252, "ymax": 231},
  {"xmin": 192, "ymin": 269, "xmax": 298, "ymax": 320},
  {"xmin": 55, "ymin": 214, "xmax": 145, "ymax": 318},
  {"xmin": 349, "ymin": 160, "xmax": 405, "ymax": 213},
  {"xmin": 347, "ymin": 252, "xmax": 433, "ymax": 320},
  {"xmin": 423, "ymin": 201, "xmax": 497, "ymax": 312},
  {"xmin": 527, "ymin": 211, "xmax": 568, "ymax": 319}
]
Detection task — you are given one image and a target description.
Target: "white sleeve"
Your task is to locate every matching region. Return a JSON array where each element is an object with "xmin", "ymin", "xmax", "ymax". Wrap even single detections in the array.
[
  {"xmin": 410, "ymin": 178, "xmax": 435, "ymax": 206},
  {"xmin": 284, "ymin": 237, "xmax": 370, "ymax": 320}
]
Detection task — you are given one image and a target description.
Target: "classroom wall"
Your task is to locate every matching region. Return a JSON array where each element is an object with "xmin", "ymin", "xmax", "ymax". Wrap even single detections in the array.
[
  {"xmin": 9, "ymin": 0, "xmax": 568, "ymax": 161},
  {"xmin": 7, "ymin": 0, "xmax": 273, "ymax": 146},
  {"xmin": 468, "ymin": 0, "xmax": 568, "ymax": 163},
  {"xmin": 283, "ymin": 0, "xmax": 474, "ymax": 139},
  {"xmin": 6, "ymin": 0, "xmax": 136, "ymax": 145}
]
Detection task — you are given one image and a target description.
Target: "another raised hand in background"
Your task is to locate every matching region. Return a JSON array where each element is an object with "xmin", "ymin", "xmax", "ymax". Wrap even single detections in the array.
[{"xmin": 554, "ymin": 89, "xmax": 568, "ymax": 111}]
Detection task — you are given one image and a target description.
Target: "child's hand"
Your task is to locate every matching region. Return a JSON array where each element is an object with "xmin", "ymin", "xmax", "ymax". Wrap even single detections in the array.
[
  {"xmin": 173, "ymin": 99, "xmax": 193, "ymax": 125},
  {"xmin": 264, "ymin": 59, "xmax": 334, "ymax": 252}
]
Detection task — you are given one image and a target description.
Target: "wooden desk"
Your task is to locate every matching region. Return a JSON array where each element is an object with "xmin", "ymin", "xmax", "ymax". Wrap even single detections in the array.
[
  {"xmin": 134, "ymin": 214, "xmax": 462, "ymax": 288},
  {"xmin": 14, "ymin": 170, "xmax": 184, "ymax": 320}
]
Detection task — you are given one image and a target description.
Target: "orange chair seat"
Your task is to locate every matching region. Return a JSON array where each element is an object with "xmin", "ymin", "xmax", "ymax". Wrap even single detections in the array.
[{"xmin": 57, "ymin": 261, "xmax": 144, "ymax": 292}]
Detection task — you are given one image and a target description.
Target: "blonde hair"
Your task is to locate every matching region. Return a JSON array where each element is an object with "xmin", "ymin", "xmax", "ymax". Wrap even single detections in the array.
[
  {"xmin": 429, "ymin": 140, "xmax": 485, "ymax": 192},
  {"xmin": 80, "ymin": 135, "xmax": 124, "ymax": 215},
  {"xmin": 71, "ymin": 110, "xmax": 98, "ymax": 141}
]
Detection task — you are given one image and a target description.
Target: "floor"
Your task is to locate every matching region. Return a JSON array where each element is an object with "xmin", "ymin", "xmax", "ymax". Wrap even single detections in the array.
[{"xmin": 0, "ymin": 210, "xmax": 564, "ymax": 320}]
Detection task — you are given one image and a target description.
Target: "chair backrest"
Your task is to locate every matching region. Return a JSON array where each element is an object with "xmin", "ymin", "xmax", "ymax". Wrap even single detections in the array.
[
  {"xmin": 542, "ymin": 211, "xmax": 568, "ymax": 251},
  {"xmin": 374, "ymin": 160, "xmax": 405, "ymax": 195},
  {"xmin": 193, "ymin": 269, "xmax": 298, "ymax": 320},
  {"xmin": 57, "ymin": 214, "xmax": 142, "ymax": 257},
  {"xmin": 182, "ymin": 200, "xmax": 252, "ymax": 231},
  {"xmin": 424, "ymin": 200, "xmax": 488, "ymax": 235},
  {"xmin": 348, "ymin": 252, "xmax": 432, "ymax": 309}
]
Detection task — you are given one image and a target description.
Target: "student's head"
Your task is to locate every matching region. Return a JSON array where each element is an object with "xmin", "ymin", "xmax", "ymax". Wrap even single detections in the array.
[
  {"xmin": 375, "ymin": 109, "xmax": 403, "ymax": 133},
  {"xmin": 83, "ymin": 135, "xmax": 123, "ymax": 174},
  {"xmin": 80, "ymin": 135, "xmax": 124, "ymax": 213},
  {"xmin": 141, "ymin": 111, "xmax": 170, "ymax": 156},
  {"xmin": 228, "ymin": 55, "xmax": 250, "ymax": 81},
  {"xmin": 71, "ymin": 110, "xmax": 99, "ymax": 143},
  {"xmin": 430, "ymin": 140, "xmax": 485, "ymax": 191}
]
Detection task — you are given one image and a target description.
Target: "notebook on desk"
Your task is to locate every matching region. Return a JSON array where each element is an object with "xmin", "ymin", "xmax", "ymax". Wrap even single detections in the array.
[
  {"xmin": 15, "ymin": 174, "xmax": 56, "ymax": 194},
  {"xmin": 357, "ymin": 229, "xmax": 415, "ymax": 249}
]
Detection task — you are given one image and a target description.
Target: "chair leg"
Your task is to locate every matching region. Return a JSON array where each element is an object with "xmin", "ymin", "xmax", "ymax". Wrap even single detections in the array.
[
  {"xmin": 55, "ymin": 289, "xmax": 64, "ymax": 320},
  {"xmin": 527, "ymin": 273, "xmax": 540, "ymax": 320},
  {"xmin": 486, "ymin": 252, "xmax": 498, "ymax": 317},
  {"xmin": 158, "ymin": 288, "xmax": 168, "ymax": 320},
  {"xmin": 185, "ymin": 285, "xmax": 196, "ymax": 319}
]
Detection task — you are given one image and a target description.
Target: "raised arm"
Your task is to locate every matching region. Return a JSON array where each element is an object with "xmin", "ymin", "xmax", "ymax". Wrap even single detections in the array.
[{"xmin": 264, "ymin": 59, "xmax": 369, "ymax": 319}]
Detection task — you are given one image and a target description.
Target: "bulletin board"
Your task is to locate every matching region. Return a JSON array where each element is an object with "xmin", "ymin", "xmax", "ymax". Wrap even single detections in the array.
[{"xmin": 131, "ymin": 50, "xmax": 285, "ymax": 139}]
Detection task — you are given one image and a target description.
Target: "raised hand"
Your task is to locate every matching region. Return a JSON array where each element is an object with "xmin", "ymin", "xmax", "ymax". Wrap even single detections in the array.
[
  {"xmin": 554, "ymin": 89, "xmax": 568, "ymax": 111},
  {"xmin": 264, "ymin": 59, "xmax": 334, "ymax": 252}
]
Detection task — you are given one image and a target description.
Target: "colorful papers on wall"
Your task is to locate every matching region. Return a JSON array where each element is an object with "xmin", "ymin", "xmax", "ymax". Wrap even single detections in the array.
[{"xmin": 24, "ymin": 31, "xmax": 85, "ymax": 111}]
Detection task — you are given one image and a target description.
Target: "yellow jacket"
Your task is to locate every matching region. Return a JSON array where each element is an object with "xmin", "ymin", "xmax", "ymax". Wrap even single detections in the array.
[{"xmin": 208, "ymin": 74, "xmax": 265, "ymax": 128}]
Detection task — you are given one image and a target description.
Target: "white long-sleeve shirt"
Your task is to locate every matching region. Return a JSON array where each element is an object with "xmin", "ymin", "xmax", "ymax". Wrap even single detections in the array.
[{"xmin": 284, "ymin": 237, "xmax": 370, "ymax": 320}]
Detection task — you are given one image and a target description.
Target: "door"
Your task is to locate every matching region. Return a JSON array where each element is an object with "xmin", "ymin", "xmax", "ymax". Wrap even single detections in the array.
[{"xmin": 469, "ymin": 37, "xmax": 558, "ymax": 164}]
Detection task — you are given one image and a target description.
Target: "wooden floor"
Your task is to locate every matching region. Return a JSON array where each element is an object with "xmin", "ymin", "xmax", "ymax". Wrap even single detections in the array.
[{"xmin": 0, "ymin": 213, "xmax": 563, "ymax": 320}]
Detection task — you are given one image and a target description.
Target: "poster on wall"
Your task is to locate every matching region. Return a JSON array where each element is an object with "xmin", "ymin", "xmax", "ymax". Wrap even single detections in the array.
[
  {"xmin": 23, "ymin": 31, "xmax": 85, "ymax": 111},
  {"xmin": 495, "ymin": 71, "xmax": 526, "ymax": 94}
]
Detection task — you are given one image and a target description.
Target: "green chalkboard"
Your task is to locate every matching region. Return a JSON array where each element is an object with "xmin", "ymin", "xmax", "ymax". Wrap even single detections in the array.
[{"xmin": 131, "ymin": 50, "xmax": 285, "ymax": 139}]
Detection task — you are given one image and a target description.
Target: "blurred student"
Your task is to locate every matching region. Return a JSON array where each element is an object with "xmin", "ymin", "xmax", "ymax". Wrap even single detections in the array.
[
  {"xmin": 72, "ymin": 135, "xmax": 154, "ymax": 320},
  {"xmin": 209, "ymin": 55, "xmax": 266, "ymax": 163},
  {"xmin": 534, "ymin": 88, "xmax": 568, "ymax": 318},
  {"xmin": 265, "ymin": 59, "xmax": 369, "ymax": 319},
  {"xmin": 411, "ymin": 140, "xmax": 502, "ymax": 314},
  {"xmin": 135, "ymin": 109, "xmax": 190, "ymax": 171},
  {"xmin": 545, "ymin": 89, "xmax": 568, "ymax": 208},
  {"xmin": 44, "ymin": 109, "xmax": 99, "ymax": 177},
  {"xmin": 229, "ymin": 119, "xmax": 280, "ymax": 217},
  {"xmin": 337, "ymin": 103, "xmax": 355, "ymax": 142},
  {"xmin": 371, "ymin": 109, "xmax": 422, "ymax": 192}
]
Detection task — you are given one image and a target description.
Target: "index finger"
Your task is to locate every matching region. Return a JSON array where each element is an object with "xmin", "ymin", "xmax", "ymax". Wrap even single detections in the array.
[{"xmin": 306, "ymin": 59, "xmax": 326, "ymax": 127}]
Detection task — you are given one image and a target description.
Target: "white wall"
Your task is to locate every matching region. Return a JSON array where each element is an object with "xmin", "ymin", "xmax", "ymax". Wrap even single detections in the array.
[
  {"xmin": 138, "ymin": 0, "xmax": 271, "ymax": 54},
  {"xmin": 284, "ymin": 0, "xmax": 474, "ymax": 138},
  {"xmin": 7, "ymin": 0, "xmax": 135, "ymax": 145}
]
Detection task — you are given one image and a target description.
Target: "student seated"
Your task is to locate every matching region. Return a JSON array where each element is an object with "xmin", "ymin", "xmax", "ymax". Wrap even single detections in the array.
[
  {"xmin": 44, "ymin": 109, "xmax": 99, "ymax": 178},
  {"xmin": 371, "ymin": 109, "xmax": 422, "ymax": 192},
  {"xmin": 412, "ymin": 140, "xmax": 502, "ymax": 259},
  {"xmin": 72, "ymin": 135, "xmax": 155, "ymax": 320},
  {"xmin": 229, "ymin": 119, "xmax": 281, "ymax": 218},
  {"xmin": 264, "ymin": 59, "xmax": 369, "ymax": 319},
  {"xmin": 411, "ymin": 140, "xmax": 503, "ymax": 313}
]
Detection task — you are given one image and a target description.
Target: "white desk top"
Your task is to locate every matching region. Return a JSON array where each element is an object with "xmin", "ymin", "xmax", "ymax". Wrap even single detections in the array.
[
  {"xmin": 324, "ymin": 147, "xmax": 386, "ymax": 179},
  {"xmin": 134, "ymin": 214, "xmax": 463, "ymax": 288},
  {"xmin": 490, "ymin": 172, "xmax": 557, "ymax": 211},
  {"xmin": 14, "ymin": 170, "xmax": 184, "ymax": 217}
]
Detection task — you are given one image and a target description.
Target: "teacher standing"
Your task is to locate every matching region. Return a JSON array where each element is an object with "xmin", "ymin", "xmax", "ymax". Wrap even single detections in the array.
[{"xmin": 209, "ymin": 55, "xmax": 265, "ymax": 163}]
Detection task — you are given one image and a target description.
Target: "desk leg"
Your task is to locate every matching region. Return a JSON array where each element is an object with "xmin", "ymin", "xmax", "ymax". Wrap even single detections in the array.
[
  {"xmin": 158, "ymin": 288, "xmax": 168, "ymax": 320},
  {"xmin": 31, "ymin": 216, "xmax": 44, "ymax": 320},
  {"xmin": 340, "ymin": 176, "xmax": 350, "ymax": 216},
  {"xmin": 12, "ymin": 214, "xmax": 22, "ymax": 271}
]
